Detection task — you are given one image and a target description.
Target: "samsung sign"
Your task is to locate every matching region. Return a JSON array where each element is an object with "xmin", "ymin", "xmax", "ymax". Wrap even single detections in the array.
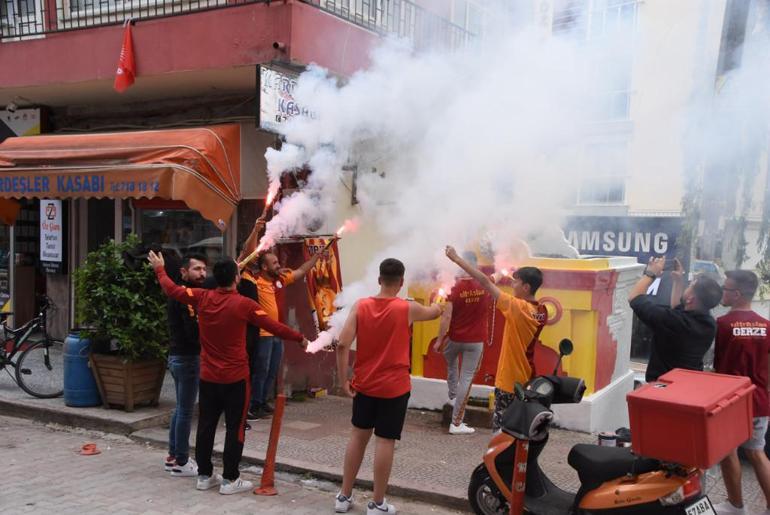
[{"xmin": 563, "ymin": 216, "xmax": 683, "ymax": 263}]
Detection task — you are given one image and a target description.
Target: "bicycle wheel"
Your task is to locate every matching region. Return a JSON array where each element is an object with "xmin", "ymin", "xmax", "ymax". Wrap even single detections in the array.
[{"xmin": 16, "ymin": 339, "xmax": 64, "ymax": 398}]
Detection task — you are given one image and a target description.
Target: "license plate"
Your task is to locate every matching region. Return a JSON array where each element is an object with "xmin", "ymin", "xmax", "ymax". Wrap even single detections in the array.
[{"xmin": 684, "ymin": 496, "xmax": 716, "ymax": 515}]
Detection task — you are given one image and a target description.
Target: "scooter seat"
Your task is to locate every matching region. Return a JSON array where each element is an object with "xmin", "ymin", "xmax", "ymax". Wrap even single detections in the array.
[{"xmin": 568, "ymin": 444, "xmax": 660, "ymax": 493}]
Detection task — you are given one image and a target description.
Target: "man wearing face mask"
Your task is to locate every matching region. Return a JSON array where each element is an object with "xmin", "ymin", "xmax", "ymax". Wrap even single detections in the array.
[{"xmin": 628, "ymin": 256, "xmax": 722, "ymax": 382}]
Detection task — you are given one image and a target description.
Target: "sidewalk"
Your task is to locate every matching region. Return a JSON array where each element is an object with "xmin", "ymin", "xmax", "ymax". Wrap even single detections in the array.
[
  {"xmin": 2, "ymin": 372, "xmax": 766, "ymax": 512},
  {"xmin": 1, "ymin": 414, "xmax": 465, "ymax": 515}
]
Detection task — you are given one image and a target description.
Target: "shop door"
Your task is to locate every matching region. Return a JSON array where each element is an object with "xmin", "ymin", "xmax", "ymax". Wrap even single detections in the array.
[
  {"xmin": 13, "ymin": 199, "xmax": 44, "ymax": 324},
  {"xmin": 87, "ymin": 199, "xmax": 115, "ymax": 252}
]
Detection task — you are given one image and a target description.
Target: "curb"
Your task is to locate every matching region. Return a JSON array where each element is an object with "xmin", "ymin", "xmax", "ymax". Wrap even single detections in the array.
[
  {"xmin": 0, "ymin": 398, "xmax": 171, "ymax": 435},
  {"xmin": 130, "ymin": 430, "xmax": 472, "ymax": 512}
]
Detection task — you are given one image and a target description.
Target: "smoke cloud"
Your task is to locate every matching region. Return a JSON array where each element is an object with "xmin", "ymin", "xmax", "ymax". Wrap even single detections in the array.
[{"xmin": 260, "ymin": 7, "xmax": 663, "ymax": 350}]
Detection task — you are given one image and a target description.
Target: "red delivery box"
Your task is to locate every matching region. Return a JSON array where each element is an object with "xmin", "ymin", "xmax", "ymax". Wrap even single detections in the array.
[{"xmin": 627, "ymin": 369, "xmax": 756, "ymax": 469}]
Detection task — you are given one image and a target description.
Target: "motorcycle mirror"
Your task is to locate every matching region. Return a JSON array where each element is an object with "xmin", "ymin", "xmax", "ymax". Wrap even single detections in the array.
[{"xmin": 558, "ymin": 339, "xmax": 574, "ymax": 356}]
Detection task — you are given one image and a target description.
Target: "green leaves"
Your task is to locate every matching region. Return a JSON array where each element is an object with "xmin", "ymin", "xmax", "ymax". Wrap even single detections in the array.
[{"xmin": 73, "ymin": 234, "xmax": 168, "ymax": 362}]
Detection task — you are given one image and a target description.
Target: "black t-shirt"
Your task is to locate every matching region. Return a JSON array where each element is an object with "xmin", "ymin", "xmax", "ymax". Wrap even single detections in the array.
[
  {"xmin": 630, "ymin": 296, "xmax": 716, "ymax": 382},
  {"xmin": 167, "ymin": 280, "xmax": 202, "ymax": 356}
]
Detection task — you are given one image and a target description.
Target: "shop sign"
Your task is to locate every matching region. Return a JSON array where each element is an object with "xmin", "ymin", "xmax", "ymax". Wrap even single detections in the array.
[
  {"xmin": 39, "ymin": 199, "xmax": 63, "ymax": 274},
  {"xmin": 563, "ymin": 215, "xmax": 688, "ymax": 304},
  {"xmin": 563, "ymin": 216, "xmax": 683, "ymax": 263},
  {"xmin": 258, "ymin": 65, "xmax": 314, "ymax": 132}
]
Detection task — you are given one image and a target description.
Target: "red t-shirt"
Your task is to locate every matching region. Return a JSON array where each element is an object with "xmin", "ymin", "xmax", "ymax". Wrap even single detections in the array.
[
  {"xmin": 715, "ymin": 310, "xmax": 770, "ymax": 417},
  {"xmin": 351, "ymin": 297, "xmax": 411, "ymax": 399},
  {"xmin": 156, "ymin": 268, "xmax": 304, "ymax": 384},
  {"xmin": 447, "ymin": 277, "xmax": 491, "ymax": 343}
]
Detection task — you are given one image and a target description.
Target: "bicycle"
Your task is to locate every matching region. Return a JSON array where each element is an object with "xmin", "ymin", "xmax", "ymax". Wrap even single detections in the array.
[{"xmin": 0, "ymin": 296, "xmax": 64, "ymax": 398}]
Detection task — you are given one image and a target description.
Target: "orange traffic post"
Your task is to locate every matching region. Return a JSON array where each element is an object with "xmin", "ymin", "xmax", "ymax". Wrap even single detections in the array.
[
  {"xmin": 254, "ymin": 392, "xmax": 286, "ymax": 496},
  {"xmin": 509, "ymin": 439, "xmax": 529, "ymax": 515}
]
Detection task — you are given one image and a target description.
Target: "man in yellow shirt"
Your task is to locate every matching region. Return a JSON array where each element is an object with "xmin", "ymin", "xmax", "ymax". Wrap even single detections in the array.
[
  {"xmin": 445, "ymin": 246, "xmax": 546, "ymax": 431},
  {"xmin": 237, "ymin": 218, "xmax": 320, "ymax": 420}
]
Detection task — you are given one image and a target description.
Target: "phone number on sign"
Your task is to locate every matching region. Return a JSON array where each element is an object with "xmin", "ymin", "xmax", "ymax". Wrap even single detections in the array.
[{"xmin": 110, "ymin": 181, "xmax": 160, "ymax": 193}]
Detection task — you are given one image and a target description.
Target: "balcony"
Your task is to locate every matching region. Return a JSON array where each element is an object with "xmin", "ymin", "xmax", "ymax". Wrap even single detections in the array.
[{"xmin": 1, "ymin": 0, "xmax": 473, "ymax": 51}]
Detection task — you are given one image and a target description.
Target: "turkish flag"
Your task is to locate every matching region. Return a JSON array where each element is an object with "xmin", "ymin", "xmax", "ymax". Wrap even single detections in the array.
[{"xmin": 114, "ymin": 22, "xmax": 136, "ymax": 93}]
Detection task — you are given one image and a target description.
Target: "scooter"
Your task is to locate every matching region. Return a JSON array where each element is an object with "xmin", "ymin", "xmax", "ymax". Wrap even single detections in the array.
[{"xmin": 468, "ymin": 339, "xmax": 714, "ymax": 515}]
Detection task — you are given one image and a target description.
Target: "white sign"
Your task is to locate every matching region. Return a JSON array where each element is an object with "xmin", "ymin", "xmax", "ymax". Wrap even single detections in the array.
[
  {"xmin": 40, "ymin": 199, "xmax": 62, "ymax": 264},
  {"xmin": 259, "ymin": 66, "xmax": 314, "ymax": 132},
  {"xmin": 1, "ymin": 108, "xmax": 41, "ymax": 138}
]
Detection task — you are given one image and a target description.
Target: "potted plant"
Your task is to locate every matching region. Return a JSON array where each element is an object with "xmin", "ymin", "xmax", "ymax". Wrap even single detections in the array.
[{"xmin": 74, "ymin": 234, "xmax": 168, "ymax": 411}]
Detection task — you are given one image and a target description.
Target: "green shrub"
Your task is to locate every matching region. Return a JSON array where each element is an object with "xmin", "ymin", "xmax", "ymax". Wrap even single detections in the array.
[{"xmin": 73, "ymin": 234, "xmax": 168, "ymax": 362}]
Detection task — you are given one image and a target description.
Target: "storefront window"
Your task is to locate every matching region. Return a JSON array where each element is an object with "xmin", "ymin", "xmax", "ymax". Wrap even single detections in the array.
[{"xmin": 138, "ymin": 209, "xmax": 222, "ymax": 264}]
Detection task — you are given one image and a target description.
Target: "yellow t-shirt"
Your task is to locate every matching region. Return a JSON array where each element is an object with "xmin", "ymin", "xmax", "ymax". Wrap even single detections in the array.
[
  {"xmin": 495, "ymin": 292, "xmax": 543, "ymax": 393},
  {"xmin": 252, "ymin": 270, "xmax": 295, "ymax": 337}
]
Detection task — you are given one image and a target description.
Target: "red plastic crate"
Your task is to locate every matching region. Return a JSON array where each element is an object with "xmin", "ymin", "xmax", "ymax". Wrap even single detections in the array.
[{"xmin": 627, "ymin": 369, "xmax": 756, "ymax": 468}]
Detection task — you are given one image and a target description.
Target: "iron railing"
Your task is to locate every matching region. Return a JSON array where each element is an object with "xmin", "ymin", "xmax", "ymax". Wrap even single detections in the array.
[
  {"xmin": 1, "ymin": 0, "xmax": 473, "ymax": 51},
  {"xmin": 0, "ymin": 0, "xmax": 266, "ymax": 39},
  {"xmin": 300, "ymin": 0, "xmax": 474, "ymax": 51}
]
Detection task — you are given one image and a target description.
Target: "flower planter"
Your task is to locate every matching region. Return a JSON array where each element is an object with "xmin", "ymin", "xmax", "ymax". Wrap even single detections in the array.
[{"xmin": 89, "ymin": 353, "xmax": 165, "ymax": 412}]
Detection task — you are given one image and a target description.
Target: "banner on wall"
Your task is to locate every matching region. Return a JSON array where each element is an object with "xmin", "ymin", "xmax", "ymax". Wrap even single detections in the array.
[{"xmin": 303, "ymin": 237, "xmax": 343, "ymax": 332}]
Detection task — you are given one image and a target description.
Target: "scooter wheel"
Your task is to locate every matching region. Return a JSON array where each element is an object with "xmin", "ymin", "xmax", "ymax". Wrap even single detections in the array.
[{"xmin": 468, "ymin": 464, "xmax": 510, "ymax": 515}]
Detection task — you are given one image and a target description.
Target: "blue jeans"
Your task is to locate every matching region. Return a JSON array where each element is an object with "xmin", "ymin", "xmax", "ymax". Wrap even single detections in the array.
[
  {"xmin": 250, "ymin": 336, "xmax": 283, "ymax": 410},
  {"xmin": 168, "ymin": 355, "xmax": 199, "ymax": 465}
]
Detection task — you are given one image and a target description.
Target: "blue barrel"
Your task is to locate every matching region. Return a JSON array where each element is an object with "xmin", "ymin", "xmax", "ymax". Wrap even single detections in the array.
[{"xmin": 63, "ymin": 331, "xmax": 101, "ymax": 407}]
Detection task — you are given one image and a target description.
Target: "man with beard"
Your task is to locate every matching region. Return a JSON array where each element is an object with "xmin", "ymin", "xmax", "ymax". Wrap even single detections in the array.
[
  {"xmin": 628, "ymin": 256, "xmax": 722, "ymax": 382},
  {"xmin": 164, "ymin": 253, "xmax": 208, "ymax": 478},
  {"xmin": 245, "ymin": 249, "xmax": 321, "ymax": 419},
  {"xmin": 148, "ymin": 251, "xmax": 309, "ymax": 495}
]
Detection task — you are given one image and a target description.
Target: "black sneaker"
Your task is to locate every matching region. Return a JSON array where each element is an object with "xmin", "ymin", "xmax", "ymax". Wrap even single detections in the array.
[
  {"xmin": 262, "ymin": 403, "xmax": 274, "ymax": 414},
  {"xmin": 247, "ymin": 407, "xmax": 271, "ymax": 420}
]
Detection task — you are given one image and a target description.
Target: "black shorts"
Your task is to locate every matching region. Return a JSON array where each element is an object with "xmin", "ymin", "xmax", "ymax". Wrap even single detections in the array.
[{"xmin": 351, "ymin": 391, "xmax": 410, "ymax": 440}]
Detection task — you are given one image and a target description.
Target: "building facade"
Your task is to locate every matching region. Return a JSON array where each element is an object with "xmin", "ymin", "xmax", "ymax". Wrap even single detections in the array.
[{"xmin": 0, "ymin": 0, "xmax": 470, "ymax": 341}]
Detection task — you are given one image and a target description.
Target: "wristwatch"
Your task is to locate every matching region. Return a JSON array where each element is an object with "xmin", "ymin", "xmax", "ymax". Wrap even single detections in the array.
[{"xmin": 643, "ymin": 269, "xmax": 657, "ymax": 279}]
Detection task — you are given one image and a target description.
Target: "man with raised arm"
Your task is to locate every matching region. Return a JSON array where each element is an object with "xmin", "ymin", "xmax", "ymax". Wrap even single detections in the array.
[
  {"xmin": 237, "ymin": 217, "xmax": 322, "ymax": 420},
  {"xmin": 627, "ymin": 256, "xmax": 721, "ymax": 381},
  {"xmin": 444, "ymin": 246, "xmax": 547, "ymax": 432},
  {"xmin": 147, "ymin": 250, "xmax": 308, "ymax": 496},
  {"xmin": 334, "ymin": 258, "xmax": 443, "ymax": 515}
]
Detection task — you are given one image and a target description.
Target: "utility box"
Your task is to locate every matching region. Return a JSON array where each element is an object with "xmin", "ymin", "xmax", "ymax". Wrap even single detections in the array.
[{"xmin": 627, "ymin": 369, "xmax": 756, "ymax": 468}]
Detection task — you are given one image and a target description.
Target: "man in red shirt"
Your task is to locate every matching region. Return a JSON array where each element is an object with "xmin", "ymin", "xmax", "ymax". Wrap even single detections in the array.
[
  {"xmin": 148, "ymin": 251, "xmax": 308, "ymax": 496},
  {"xmin": 713, "ymin": 270, "xmax": 770, "ymax": 515},
  {"xmin": 433, "ymin": 251, "xmax": 491, "ymax": 435},
  {"xmin": 334, "ymin": 258, "xmax": 443, "ymax": 515}
]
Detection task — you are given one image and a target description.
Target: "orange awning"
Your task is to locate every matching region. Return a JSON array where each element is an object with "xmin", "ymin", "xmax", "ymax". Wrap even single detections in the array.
[{"xmin": 0, "ymin": 124, "xmax": 241, "ymax": 230}]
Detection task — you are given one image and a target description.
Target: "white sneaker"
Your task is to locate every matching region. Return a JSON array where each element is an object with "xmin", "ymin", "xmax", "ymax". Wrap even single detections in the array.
[
  {"xmin": 164, "ymin": 455, "xmax": 176, "ymax": 472},
  {"xmin": 449, "ymin": 423, "xmax": 475, "ymax": 435},
  {"xmin": 335, "ymin": 491, "xmax": 354, "ymax": 513},
  {"xmin": 713, "ymin": 501, "xmax": 747, "ymax": 514},
  {"xmin": 196, "ymin": 473, "xmax": 223, "ymax": 491},
  {"xmin": 367, "ymin": 499, "xmax": 396, "ymax": 514},
  {"xmin": 219, "ymin": 477, "xmax": 254, "ymax": 495},
  {"xmin": 447, "ymin": 396, "xmax": 455, "ymax": 407},
  {"xmin": 170, "ymin": 459, "xmax": 198, "ymax": 477}
]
